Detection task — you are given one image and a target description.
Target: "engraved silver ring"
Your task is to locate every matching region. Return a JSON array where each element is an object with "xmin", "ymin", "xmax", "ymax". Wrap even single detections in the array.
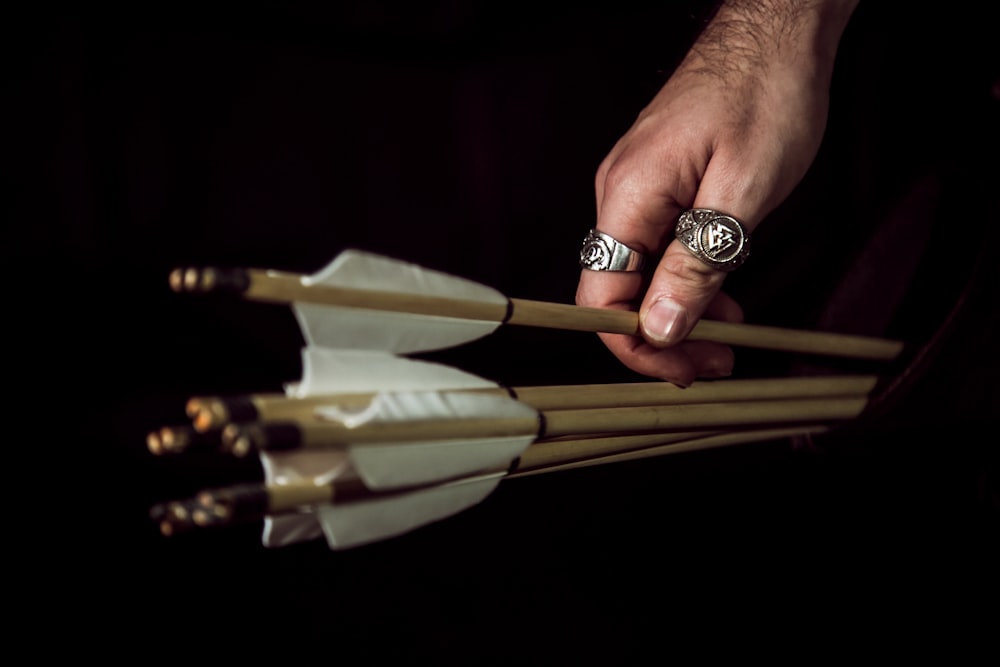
[
  {"xmin": 579, "ymin": 229, "xmax": 647, "ymax": 272},
  {"xmin": 674, "ymin": 208, "xmax": 750, "ymax": 272}
]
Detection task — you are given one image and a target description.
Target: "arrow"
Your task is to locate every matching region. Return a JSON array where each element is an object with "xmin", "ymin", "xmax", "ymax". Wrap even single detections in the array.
[
  {"xmin": 152, "ymin": 423, "xmax": 831, "ymax": 549},
  {"xmin": 149, "ymin": 346, "xmax": 537, "ymax": 546},
  {"xmin": 219, "ymin": 393, "xmax": 866, "ymax": 458},
  {"xmin": 148, "ymin": 347, "xmax": 874, "ymax": 549},
  {"xmin": 168, "ymin": 248, "xmax": 906, "ymax": 360},
  {"xmin": 150, "ymin": 347, "xmax": 874, "ymax": 491},
  {"xmin": 183, "ymin": 373, "xmax": 879, "ymax": 433}
]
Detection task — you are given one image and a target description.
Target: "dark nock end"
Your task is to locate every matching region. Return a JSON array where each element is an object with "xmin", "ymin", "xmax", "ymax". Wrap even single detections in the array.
[
  {"xmin": 147, "ymin": 425, "xmax": 225, "ymax": 455},
  {"xmin": 213, "ymin": 396, "xmax": 260, "ymax": 426},
  {"xmin": 198, "ymin": 483, "xmax": 271, "ymax": 524},
  {"xmin": 168, "ymin": 266, "xmax": 251, "ymax": 294},
  {"xmin": 150, "ymin": 498, "xmax": 205, "ymax": 536}
]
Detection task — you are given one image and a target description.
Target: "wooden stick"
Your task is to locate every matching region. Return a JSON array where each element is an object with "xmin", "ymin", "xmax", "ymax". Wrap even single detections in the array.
[
  {"xmin": 219, "ymin": 396, "xmax": 868, "ymax": 454},
  {"xmin": 170, "ymin": 266, "xmax": 904, "ymax": 361},
  {"xmin": 185, "ymin": 375, "xmax": 879, "ymax": 432},
  {"xmin": 540, "ymin": 396, "xmax": 865, "ymax": 438},
  {"xmin": 511, "ymin": 375, "xmax": 877, "ymax": 410},
  {"xmin": 515, "ymin": 430, "xmax": 729, "ymax": 470},
  {"xmin": 157, "ymin": 423, "xmax": 830, "ymax": 532},
  {"xmin": 508, "ymin": 425, "xmax": 831, "ymax": 478}
]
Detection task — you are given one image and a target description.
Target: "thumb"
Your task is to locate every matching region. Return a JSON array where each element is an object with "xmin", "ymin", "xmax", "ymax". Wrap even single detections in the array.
[{"xmin": 638, "ymin": 209, "xmax": 751, "ymax": 346}]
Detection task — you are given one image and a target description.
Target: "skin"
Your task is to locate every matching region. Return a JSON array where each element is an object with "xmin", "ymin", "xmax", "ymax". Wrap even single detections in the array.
[{"xmin": 576, "ymin": 0, "xmax": 860, "ymax": 386}]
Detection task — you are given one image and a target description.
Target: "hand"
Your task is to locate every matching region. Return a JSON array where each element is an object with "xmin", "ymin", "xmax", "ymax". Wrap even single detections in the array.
[{"xmin": 576, "ymin": 0, "xmax": 859, "ymax": 385}]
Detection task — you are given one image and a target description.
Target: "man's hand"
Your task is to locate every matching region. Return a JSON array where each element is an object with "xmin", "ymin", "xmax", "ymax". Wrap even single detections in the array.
[{"xmin": 576, "ymin": 0, "xmax": 859, "ymax": 385}]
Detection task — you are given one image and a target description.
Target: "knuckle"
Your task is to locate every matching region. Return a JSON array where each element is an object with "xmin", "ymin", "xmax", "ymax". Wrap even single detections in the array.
[
  {"xmin": 659, "ymin": 249, "xmax": 726, "ymax": 291},
  {"xmin": 601, "ymin": 160, "xmax": 641, "ymax": 196},
  {"xmin": 594, "ymin": 159, "xmax": 610, "ymax": 190}
]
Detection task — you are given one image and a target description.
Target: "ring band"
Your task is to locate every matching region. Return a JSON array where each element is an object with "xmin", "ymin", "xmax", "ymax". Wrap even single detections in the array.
[
  {"xmin": 675, "ymin": 208, "xmax": 750, "ymax": 272},
  {"xmin": 579, "ymin": 229, "xmax": 647, "ymax": 272}
]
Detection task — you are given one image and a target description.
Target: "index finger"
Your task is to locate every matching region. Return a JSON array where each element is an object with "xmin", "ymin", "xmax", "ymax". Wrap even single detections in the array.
[{"xmin": 577, "ymin": 167, "xmax": 711, "ymax": 381}]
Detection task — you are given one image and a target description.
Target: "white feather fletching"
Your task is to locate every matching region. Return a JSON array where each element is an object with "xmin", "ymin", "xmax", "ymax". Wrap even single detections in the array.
[
  {"xmin": 316, "ymin": 472, "xmax": 505, "ymax": 550},
  {"xmin": 291, "ymin": 249, "xmax": 507, "ymax": 354},
  {"xmin": 292, "ymin": 345, "xmax": 497, "ymax": 397},
  {"xmin": 314, "ymin": 390, "xmax": 538, "ymax": 489},
  {"xmin": 258, "ymin": 346, "xmax": 530, "ymax": 549}
]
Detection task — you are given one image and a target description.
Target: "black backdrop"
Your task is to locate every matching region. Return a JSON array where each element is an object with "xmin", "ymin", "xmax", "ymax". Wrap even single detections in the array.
[{"xmin": 11, "ymin": 2, "xmax": 999, "ymax": 658}]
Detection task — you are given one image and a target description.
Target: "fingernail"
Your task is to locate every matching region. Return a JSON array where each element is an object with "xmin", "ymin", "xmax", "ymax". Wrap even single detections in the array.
[{"xmin": 642, "ymin": 298, "xmax": 687, "ymax": 344}]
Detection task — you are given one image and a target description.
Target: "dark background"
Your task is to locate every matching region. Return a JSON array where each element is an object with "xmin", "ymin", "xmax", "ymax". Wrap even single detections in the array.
[{"xmin": 10, "ymin": 1, "xmax": 999, "ymax": 658}]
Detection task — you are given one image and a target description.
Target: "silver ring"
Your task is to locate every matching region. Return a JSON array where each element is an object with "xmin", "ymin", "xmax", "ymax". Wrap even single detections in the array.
[
  {"xmin": 674, "ymin": 208, "xmax": 750, "ymax": 272},
  {"xmin": 579, "ymin": 229, "xmax": 647, "ymax": 272}
]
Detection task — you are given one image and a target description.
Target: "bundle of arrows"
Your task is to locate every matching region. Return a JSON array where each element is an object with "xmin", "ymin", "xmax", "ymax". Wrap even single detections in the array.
[{"xmin": 148, "ymin": 249, "xmax": 905, "ymax": 550}]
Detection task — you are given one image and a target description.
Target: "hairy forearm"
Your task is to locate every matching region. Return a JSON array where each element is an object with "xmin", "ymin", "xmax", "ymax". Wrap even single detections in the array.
[{"xmin": 691, "ymin": 0, "xmax": 860, "ymax": 82}]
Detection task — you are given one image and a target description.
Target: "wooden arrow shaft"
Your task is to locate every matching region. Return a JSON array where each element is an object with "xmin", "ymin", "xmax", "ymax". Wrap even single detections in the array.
[
  {"xmin": 187, "ymin": 374, "xmax": 878, "ymax": 432},
  {"xmin": 172, "ymin": 265, "xmax": 904, "ymax": 360},
  {"xmin": 224, "ymin": 396, "xmax": 866, "ymax": 453},
  {"xmin": 158, "ymin": 423, "xmax": 832, "ymax": 534},
  {"xmin": 510, "ymin": 425, "xmax": 831, "ymax": 477},
  {"xmin": 507, "ymin": 297, "xmax": 904, "ymax": 360},
  {"xmin": 539, "ymin": 397, "xmax": 867, "ymax": 438}
]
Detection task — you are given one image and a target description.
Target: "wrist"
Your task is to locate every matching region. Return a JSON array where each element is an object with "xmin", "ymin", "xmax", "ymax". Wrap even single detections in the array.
[{"xmin": 691, "ymin": 0, "xmax": 859, "ymax": 82}]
